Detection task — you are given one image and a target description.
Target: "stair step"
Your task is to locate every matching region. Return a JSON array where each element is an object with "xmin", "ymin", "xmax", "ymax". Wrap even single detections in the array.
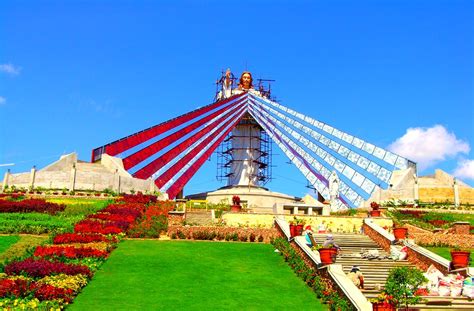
[{"xmin": 308, "ymin": 232, "xmax": 474, "ymax": 309}]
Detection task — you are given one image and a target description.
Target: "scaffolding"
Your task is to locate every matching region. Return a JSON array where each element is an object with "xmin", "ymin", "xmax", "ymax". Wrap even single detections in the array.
[{"xmin": 216, "ymin": 113, "xmax": 272, "ymax": 186}]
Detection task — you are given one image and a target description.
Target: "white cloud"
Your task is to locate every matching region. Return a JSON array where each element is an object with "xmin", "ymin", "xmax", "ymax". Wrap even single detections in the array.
[
  {"xmin": 388, "ymin": 125, "xmax": 470, "ymax": 170},
  {"xmin": 453, "ymin": 159, "xmax": 474, "ymax": 180},
  {"xmin": 0, "ymin": 63, "xmax": 21, "ymax": 75},
  {"xmin": 0, "ymin": 96, "xmax": 5, "ymax": 105}
]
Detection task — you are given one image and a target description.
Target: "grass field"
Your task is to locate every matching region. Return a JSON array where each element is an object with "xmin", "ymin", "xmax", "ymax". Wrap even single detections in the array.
[
  {"xmin": 426, "ymin": 247, "xmax": 473, "ymax": 261},
  {"xmin": 70, "ymin": 240, "xmax": 326, "ymax": 310},
  {"xmin": 0, "ymin": 235, "xmax": 48, "ymax": 264},
  {"xmin": 0, "ymin": 235, "xmax": 20, "ymax": 253}
]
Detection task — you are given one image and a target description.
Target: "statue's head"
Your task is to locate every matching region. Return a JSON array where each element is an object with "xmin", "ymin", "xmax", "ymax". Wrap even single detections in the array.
[{"xmin": 239, "ymin": 71, "xmax": 253, "ymax": 90}]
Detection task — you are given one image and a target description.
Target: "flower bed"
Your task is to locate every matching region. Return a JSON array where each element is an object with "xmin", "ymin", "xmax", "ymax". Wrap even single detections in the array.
[
  {"xmin": 128, "ymin": 201, "xmax": 175, "ymax": 238},
  {"xmin": 0, "ymin": 199, "xmax": 66, "ymax": 214},
  {"xmin": 34, "ymin": 245, "xmax": 109, "ymax": 259},
  {"xmin": 116, "ymin": 192, "xmax": 157, "ymax": 204},
  {"xmin": 390, "ymin": 209, "xmax": 474, "ymax": 231},
  {"xmin": 53, "ymin": 233, "xmax": 114, "ymax": 244},
  {"xmin": 0, "ymin": 275, "xmax": 86, "ymax": 303},
  {"xmin": 0, "ymin": 194, "xmax": 151, "ymax": 309},
  {"xmin": 4, "ymin": 258, "xmax": 93, "ymax": 278},
  {"xmin": 168, "ymin": 225, "xmax": 277, "ymax": 243}
]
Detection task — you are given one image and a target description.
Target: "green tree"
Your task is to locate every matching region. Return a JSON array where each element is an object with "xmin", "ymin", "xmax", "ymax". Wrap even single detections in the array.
[{"xmin": 384, "ymin": 266, "xmax": 427, "ymax": 310}]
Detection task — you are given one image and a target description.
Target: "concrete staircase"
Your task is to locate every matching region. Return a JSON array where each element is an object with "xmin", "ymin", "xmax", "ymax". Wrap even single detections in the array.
[
  {"xmin": 185, "ymin": 210, "xmax": 213, "ymax": 226},
  {"xmin": 312, "ymin": 233, "xmax": 474, "ymax": 310}
]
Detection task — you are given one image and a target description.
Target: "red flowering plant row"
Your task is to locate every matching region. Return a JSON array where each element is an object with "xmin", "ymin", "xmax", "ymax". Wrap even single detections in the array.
[
  {"xmin": 88, "ymin": 212, "xmax": 136, "ymax": 223},
  {"xmin": 73, "ymin": 203, "xmax": 148, "ymax": 235},
  {"xmin": 168, "ymin": 226, "xmax": 278, "ymax": 243},
  {"xmin": 116, "ymin": 192, "xmax": 157, "ymax": 204},
  {"xmin": 0, "ymin": 198, "xmax": 66, "ymax": 214},
  {"xmin": 0, "ymin": 279, "xmax": 75, "ymax": 302},
  {"xmin": 4, "ymin": 258, "xmax": 93, "ymax": 279},
  {"xmin": 34, "ymin": 245, "xmax": 109, "ymax": 260},
  {"xmin": 73, "ymin": 219, "xmax": 124, "ymax": 235},
  {"xmin": 53, "ymin": 232, "xmax": 116, "ymax": 244},
  {"xmin": 102, "ymin": 203, "xmax": 147, "ymax": 217}
]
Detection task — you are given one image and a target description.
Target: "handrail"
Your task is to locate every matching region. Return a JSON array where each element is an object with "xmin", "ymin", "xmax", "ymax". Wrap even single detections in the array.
[
  {"xmin": 327, "ymin": 264, "xmax": 373, "ymax": 311},
  {"xmin": 403, "ymin": 241, "xmax": 450, "ymax": 271},
  {"xmin": 294, "ymin": 236, "xmax": 321, "ymax": 266},
  {"xmin": 363, "ymin": 218, "xmax": 395, "ymax": 243}
]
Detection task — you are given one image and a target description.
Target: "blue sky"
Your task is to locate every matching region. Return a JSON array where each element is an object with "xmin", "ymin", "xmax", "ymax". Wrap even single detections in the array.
[{"xmin": 1, "ymin": 0, "xmax": 472, "ymax": 197}]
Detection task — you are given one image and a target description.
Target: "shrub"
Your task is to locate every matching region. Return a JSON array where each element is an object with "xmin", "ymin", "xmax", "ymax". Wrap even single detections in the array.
[
  {"xmin": 128, "ymin": 215, "xmax": 168, "ymax": 238},
  {"xmin": 249, "ymin": 233, "xmax": 256, "ymax": 242},
  {"xmin": 384, "ymin": 266, "xmax": 427, "ymax": 309}
]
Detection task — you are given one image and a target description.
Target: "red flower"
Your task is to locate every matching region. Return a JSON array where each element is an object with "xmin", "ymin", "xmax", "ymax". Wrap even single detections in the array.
[
  {"xmin": 34, "ymin": 245, "xmax": 109, "ymax": 259},
  {"xmin": 0, "ymin": 279, "xmax": 30, "ymax": 298},
  {"xmin": 53, "ymin": 233, "xmax": 113, "ymax": 244},
  {"xmin": 31, "ymin": 283, "xmax": 75, "ymax": 302},
  {"xmin": 370, "ymin": 202, "xmax": 380, "ymax": 209}
]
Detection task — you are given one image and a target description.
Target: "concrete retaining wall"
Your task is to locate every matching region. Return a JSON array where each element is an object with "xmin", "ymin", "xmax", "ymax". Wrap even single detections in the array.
[{"xmin": 1, "ymin": 153, "xmax": 159, "ymax": 195}]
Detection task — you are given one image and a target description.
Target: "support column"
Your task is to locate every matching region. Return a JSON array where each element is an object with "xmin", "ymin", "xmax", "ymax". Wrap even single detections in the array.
[
  {"xmin": 29, "ymin": 166, "xmax": 36, "ymax": 190},
  {"xmin": 293, "ymin": 206, "xmax": 298, "ymax": 215},
  {"xmin": 322, "ymin": 205, "xmax": 331, "ymax": 216},
  {"xmin": 2, "ymin": 169, "xmax": 10, "ymax": 192},
  {"xmin": 329, "ymin": 171, "xmax": 339, "ymax": 211},
  {"xmin": 148, "ymin": 177, "xmax": 154, "ymax": 193},
  {"xmin": 413, "ymin": 173, "xmax": 419, "ymax": 205},
  {"xmin": 454, "ymin": 178, "xmax": 460, "ymax": 207},
  {"xmin": 114, "ymin": 169, "xmax": 121, "ymax": 194},
  {"xmin": 69, "ymin": 164, "xmax": 76, "ymax": 192}
]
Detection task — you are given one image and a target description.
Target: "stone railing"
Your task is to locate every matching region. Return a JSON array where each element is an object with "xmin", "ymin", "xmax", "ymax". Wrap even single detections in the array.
[
  {"xmin": 363, "ymin": 218, "xmax": 473, "ymax": 276},
  {"xmin": 274, "ymin": 218, "xmax": 372, "ymax": 311},
  {"xmin": 403, "ymin": 242, "xmax": 450, "ymax": 275},
  {"xmin": 362, "ymin": 218, "xmax": 395, "ymax": 252}
]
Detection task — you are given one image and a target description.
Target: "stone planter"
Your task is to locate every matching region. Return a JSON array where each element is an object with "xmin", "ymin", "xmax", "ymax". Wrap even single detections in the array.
[
  {"xmin": 450, "ymin": 251, "xmax": 471, "ymax": 269},
  {"xmin": 318, "ymin": 248, "xmax": 337, "ymax": 265},
  {"xmin": 289, "ymin": 224, "xmax": 297, "ymax": 238},
  {"xmin": 372, "ymin": 302, "xmax": 395, "ymax": 311},
  {"xmin": 295, "ymin": 224, "xmax": 304, "ymax": 236},
  {"xmin": 370, "ymin": 210, "xmax": 381, "ymax": 217},
  {"xmin": 393, "ymin": 227, "xmax": 408, "ymax": 240},
  {"xmin": 230, "ymin": 205, "xmax": 241, "ymax": 213}
]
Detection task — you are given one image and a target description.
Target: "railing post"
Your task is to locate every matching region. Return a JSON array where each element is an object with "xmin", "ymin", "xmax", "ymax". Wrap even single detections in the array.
[
  {"xmin": 1, "ymin": 169, "xmax": 10, "ymax": 193},
  {"xmin": 69, "ymin": 163, "xmax": 76, "ymax": 192},
  {"xmin": 29, "ymin": 166, "xmax": 36, "ymax": 191}
]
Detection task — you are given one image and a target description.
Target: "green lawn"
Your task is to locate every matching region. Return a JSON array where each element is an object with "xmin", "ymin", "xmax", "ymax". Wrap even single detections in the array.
[
  {"xmin": 0, "ymin": 235, "xmax": 20, "ymax": 253},
  {"xmin": 70, "ymin": 240, "xmax": 326, "ymax": 310},
  {"xmin": 426, "ymin": 247, "xmax": 473, "ymax": 260},
  {"xmin": 0, "ymin": 235, "xmax": 48, "ymax": 264}
]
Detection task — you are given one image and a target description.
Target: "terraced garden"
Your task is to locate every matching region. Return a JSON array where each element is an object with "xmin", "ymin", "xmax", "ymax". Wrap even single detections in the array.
[{"xmin": 0, "ymin": 194, "xmax": 328, "ymax": 310}]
